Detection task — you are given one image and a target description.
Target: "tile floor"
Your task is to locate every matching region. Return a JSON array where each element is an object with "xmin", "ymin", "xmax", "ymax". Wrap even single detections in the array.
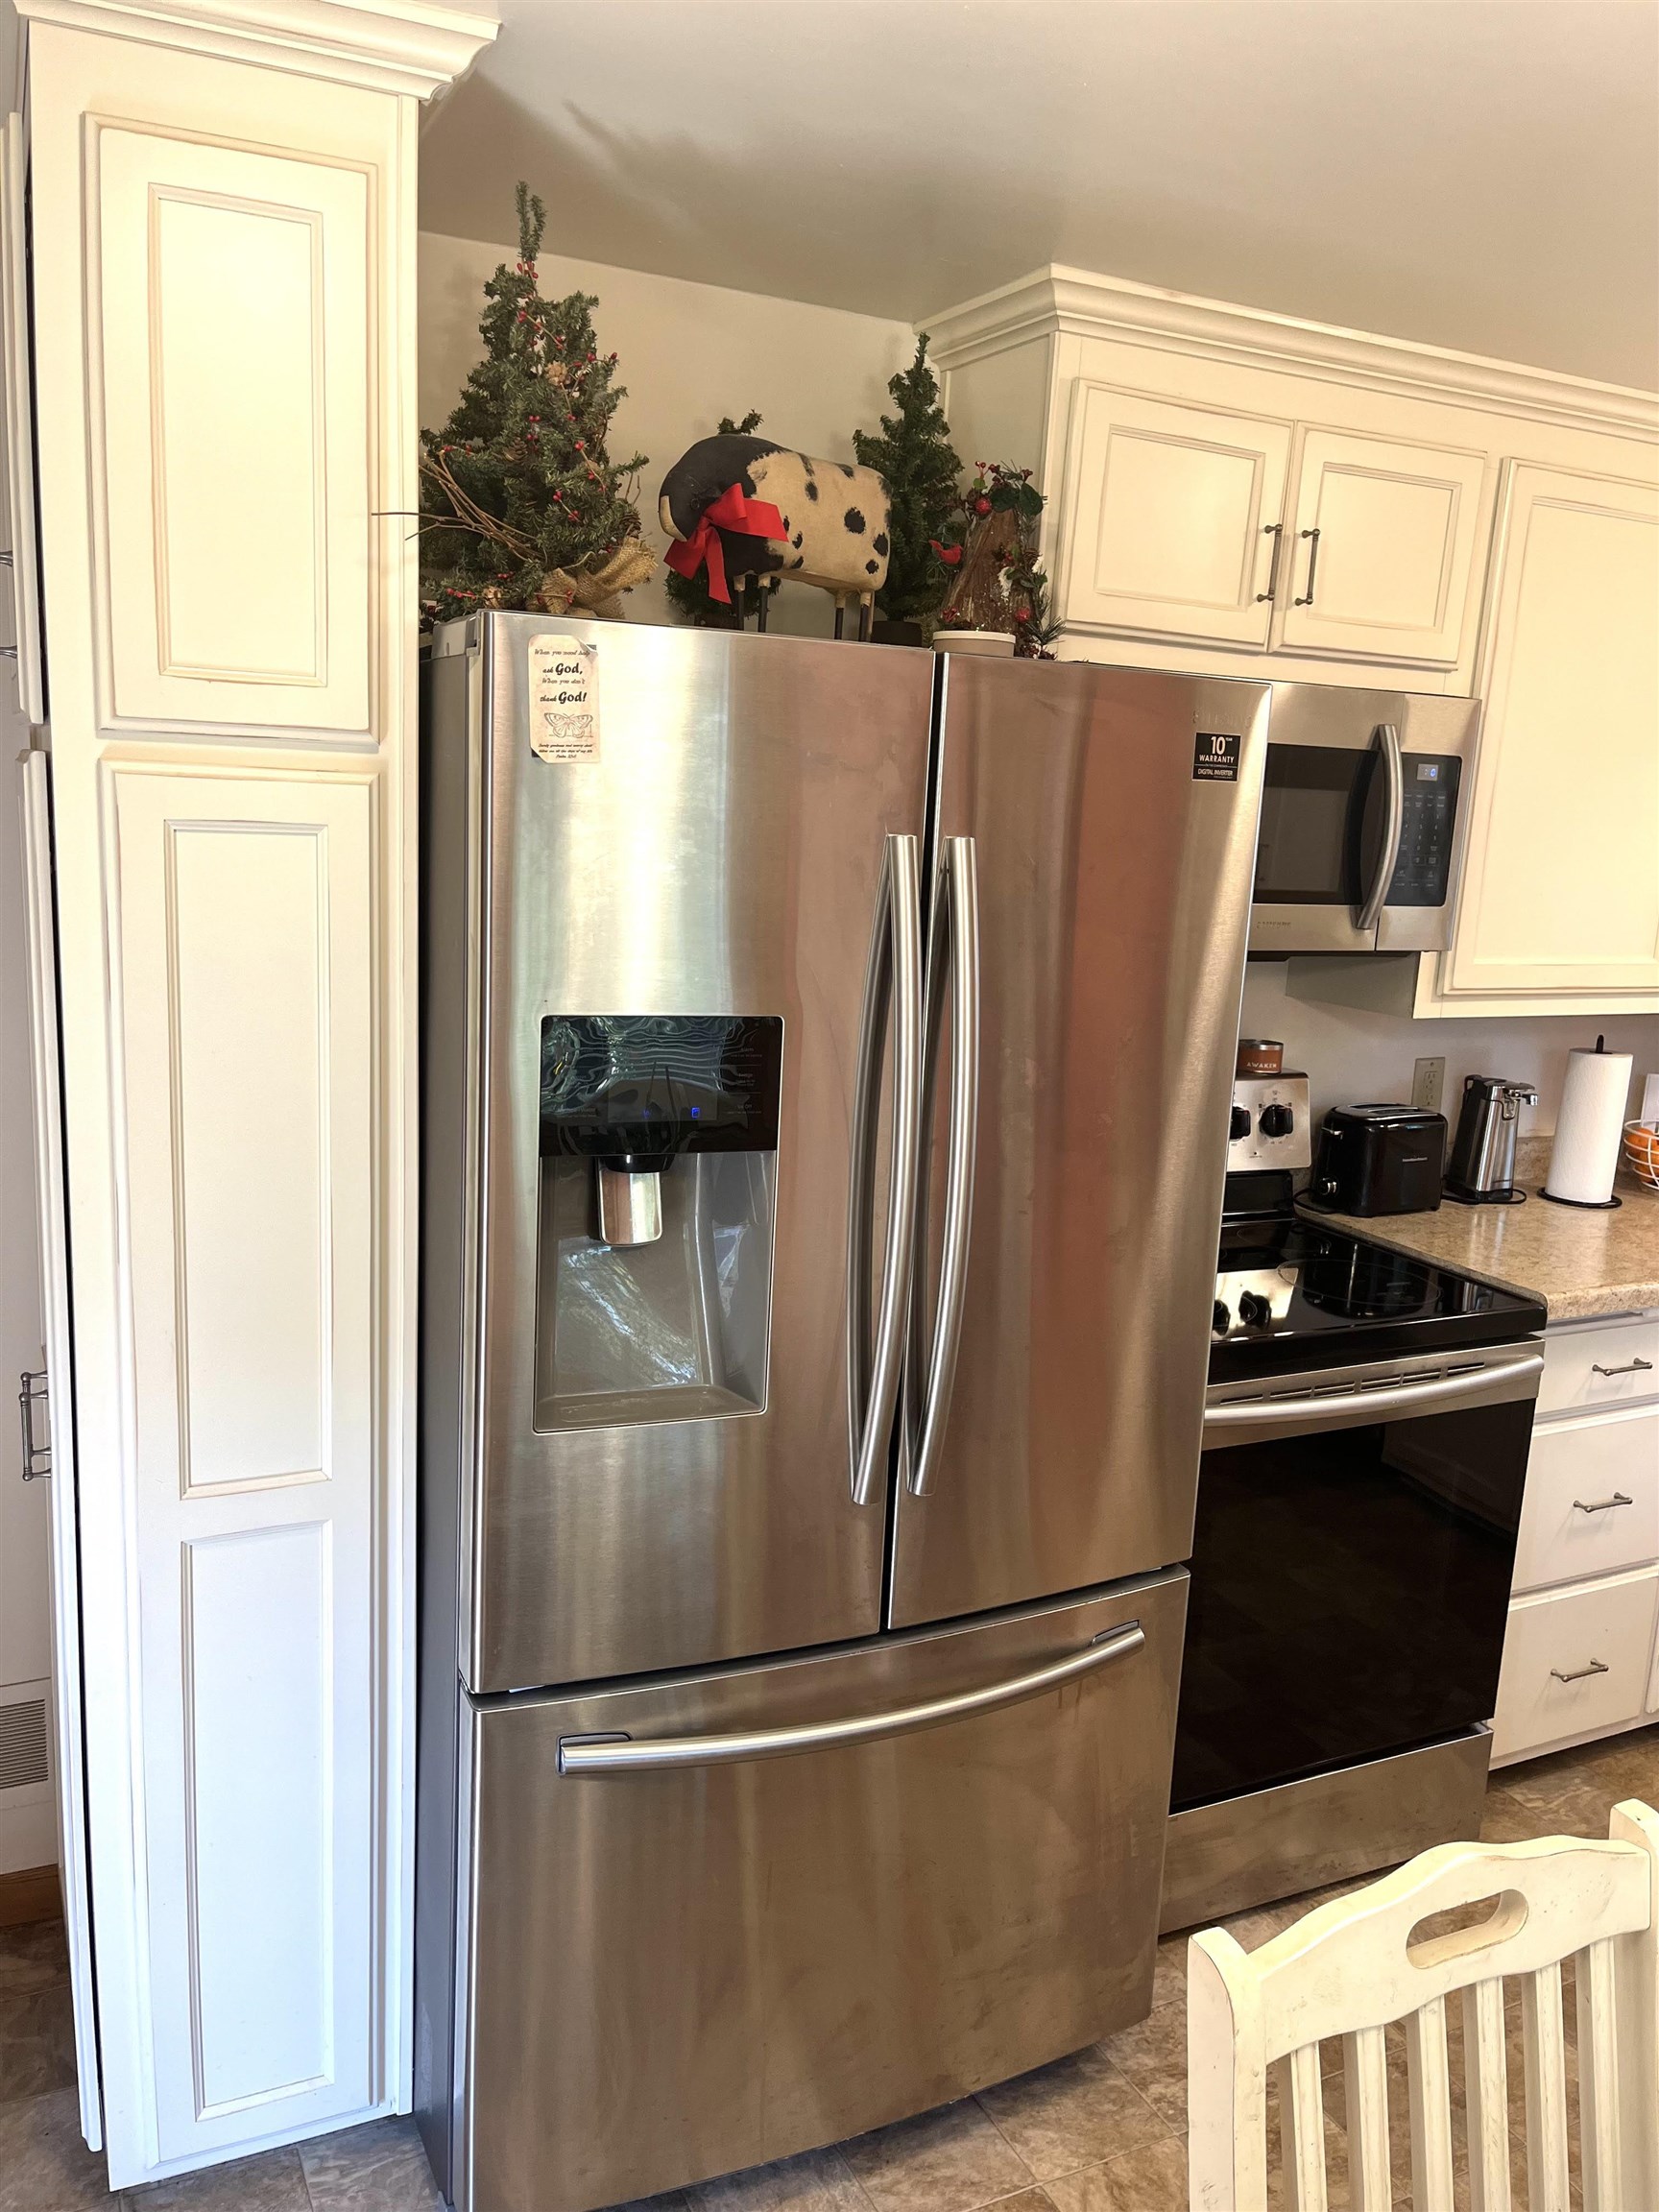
[{"xmin": 3, "ymin": 1727, "xmax": 1654, "ymax": 2211}]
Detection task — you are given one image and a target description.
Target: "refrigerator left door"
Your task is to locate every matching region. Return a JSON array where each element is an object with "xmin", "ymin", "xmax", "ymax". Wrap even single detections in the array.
[
  {"xmin": 454, "ymin": 1571, "xmax": 1187, "ymax": 2212},
  {"xmin": 428, "ymin": 618, "xmax": 935, "ymax": 1694},
  {"xmin": 18, "ymin": 753, "xmax": 101, "ymax": 2149}
]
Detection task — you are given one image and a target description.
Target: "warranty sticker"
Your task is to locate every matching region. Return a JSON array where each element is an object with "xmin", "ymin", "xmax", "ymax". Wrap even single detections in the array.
[
  {"xmin": 528, "ymin": 636, "xmax": 601, "ymax": 763},
  {"xmin": 1192, "ymin": 731, "xmax": 1240, "ymax": 782}
]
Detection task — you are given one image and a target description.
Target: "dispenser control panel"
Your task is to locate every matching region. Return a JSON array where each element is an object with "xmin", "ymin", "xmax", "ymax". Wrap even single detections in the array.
[{"xmin": 539, "ymin": 1015, "xmax": 783, "ymax": 1168}]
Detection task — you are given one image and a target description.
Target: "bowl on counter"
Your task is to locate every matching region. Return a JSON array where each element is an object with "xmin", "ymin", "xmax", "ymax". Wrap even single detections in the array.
[{"xmin": 1623, "ymin": 1120, "xmax": 1659, "ymax": 1192}]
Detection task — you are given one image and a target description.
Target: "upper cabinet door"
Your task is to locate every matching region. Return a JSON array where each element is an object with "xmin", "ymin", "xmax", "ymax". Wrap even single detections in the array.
[
  {"xmin": 93, "ymin": 128, "xmax": 371, "ymax": 739},
  {"xmin": 1276, "ymin": 428, "xmax": 1488, "ymax": 664},
  {"xmin": 1445, "ymin": 463, "xmax": 1659, "ymax": 1002},
  {"xmin": 1057, "ymin": 383, "xmax": 1292, "ymax": 647},
  {"xmin": 0, "ymin": 116, "xmax": 44, "ymax": 723}
]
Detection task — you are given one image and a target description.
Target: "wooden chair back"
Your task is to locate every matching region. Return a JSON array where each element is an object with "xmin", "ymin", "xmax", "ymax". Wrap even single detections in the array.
[{"xmin": 1188, "ymin": 1799, "xmax": 1659, "ymax": 2211}]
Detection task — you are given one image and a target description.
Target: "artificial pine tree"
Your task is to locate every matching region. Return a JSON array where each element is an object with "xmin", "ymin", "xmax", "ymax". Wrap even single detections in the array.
[
  {"xmin": 663, "ymin": 411, "xmax": 764, "ymax": 627},
  {"xmin": 853, "ymin": 334, "xmax": 961, "ymax": 633},
  {"xmin": 420, "ymin": 184, "xmax": 654, "ymax": 625}
]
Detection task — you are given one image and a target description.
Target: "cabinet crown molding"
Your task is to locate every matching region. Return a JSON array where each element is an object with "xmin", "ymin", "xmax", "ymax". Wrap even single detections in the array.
[
  {"xmin": 14, "ymin": 0, "xmax": 499, "ymax": 96},
  {"xmin": 922, "ymin": 264, "xmax": 1659, "ymax": 443}
]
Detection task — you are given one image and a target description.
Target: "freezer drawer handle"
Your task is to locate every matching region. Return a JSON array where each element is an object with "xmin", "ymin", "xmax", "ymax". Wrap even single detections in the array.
[
  {"xmin": 1207, "ymin": 1350, "xmax": 1542, "ymax": 1432},
  {"xmin": 846, "ymin": 833, "xmax": 924, "ymax": 1506},
  {"xmin": 1573, "ymin": 1493, "xmax": 1634, "ymax": 1515},
  {"xmin": 556, "ymin": 1622, "xmax": 1145, "ymax": 1774},
  {"xmin": 1551, "ymin": 1658, "xmax": 1610, "ymax": 1685},
  {"xmin": 907, "ymin": 836, "xmax": 980, "ymax": 1498}
]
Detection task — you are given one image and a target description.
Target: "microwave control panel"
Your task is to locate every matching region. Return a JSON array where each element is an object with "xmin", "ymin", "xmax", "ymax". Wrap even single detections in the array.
[{"xmin": 1385, "ymin": 755, "xmax": 1462, "ymax": 908}]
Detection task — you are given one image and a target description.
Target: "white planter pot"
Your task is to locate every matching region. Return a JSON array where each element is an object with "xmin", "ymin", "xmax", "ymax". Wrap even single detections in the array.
[{"xmin": 931, "ymin": 630, "xmax": 1017, "ymax": 658}]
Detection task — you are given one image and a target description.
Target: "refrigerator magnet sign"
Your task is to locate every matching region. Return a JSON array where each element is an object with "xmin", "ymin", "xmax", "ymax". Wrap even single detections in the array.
[
  {"xmin": 1192, "ymin": 732, "xmax": 1240, "ymax": 782},
  {"xmin": 528, "ymin": 636, "xmax": 602, "ymax": 763}
]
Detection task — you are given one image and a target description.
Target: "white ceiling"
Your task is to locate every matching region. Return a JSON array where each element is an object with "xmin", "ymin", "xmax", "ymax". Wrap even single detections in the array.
[{"xmin": 419, "ymin": 0, "xmax": 1659, "ymax": 393}]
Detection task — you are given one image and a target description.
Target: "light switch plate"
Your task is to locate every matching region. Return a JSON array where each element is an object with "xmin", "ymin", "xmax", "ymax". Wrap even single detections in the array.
[{"xmin": 1412, "ymin": 1057, "xmax": 1446, "ymax": 1115}]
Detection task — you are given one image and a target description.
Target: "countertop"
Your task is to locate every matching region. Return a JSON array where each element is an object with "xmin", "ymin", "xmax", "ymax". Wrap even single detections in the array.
[{"xmin": 1301, "ymin": 1166, "xmax": 1659, "ymax": 1323}]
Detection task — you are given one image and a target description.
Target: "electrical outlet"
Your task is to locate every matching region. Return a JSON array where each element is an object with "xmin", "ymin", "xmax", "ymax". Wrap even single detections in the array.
[{"xmin": 1412, "ymin": 1056, "xmax": 1446, "ymax": 1115}]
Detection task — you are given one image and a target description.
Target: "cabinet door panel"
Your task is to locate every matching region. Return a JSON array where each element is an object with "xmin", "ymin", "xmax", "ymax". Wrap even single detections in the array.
[
  {"xmin": 93, "ymin": 129, "xmax": 371, "ymax": 737},
  {"xmin": 1278, "ymin": 429, "xmax": 1487, "ymax": 663},
  {"xmin": 1, "ymin": 116, "xmax": 44, "ymax": 722},
  {"xmin": 1447, "ymin": 464, "xmax": 1659, "ymax": 999},
  {"xmin": 109, "ymin": 765, "xmax": 377, "ymax": 2161},
  {"xmin": 1058, "ymin": 383, "xmax": 1291, "ymax": 646}
]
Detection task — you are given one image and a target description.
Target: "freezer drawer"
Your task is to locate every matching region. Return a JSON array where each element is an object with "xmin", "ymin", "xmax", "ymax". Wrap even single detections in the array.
[{"xmin": 452, "ymin": 1572, "xmax": 1187, "ymax": 2212}]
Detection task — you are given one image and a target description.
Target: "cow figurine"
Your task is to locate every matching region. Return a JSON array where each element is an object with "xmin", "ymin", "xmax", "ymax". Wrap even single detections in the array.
[{"xmin": 660, "ymin": 435, "xmax": 891, "ymax": 637}]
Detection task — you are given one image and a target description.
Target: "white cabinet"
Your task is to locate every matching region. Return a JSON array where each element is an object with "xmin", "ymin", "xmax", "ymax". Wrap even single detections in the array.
[
  {"xmin": 1277, "ymin": 429, "xmax": 1487, "ymax": 665},
  {"xmin": 94, "ymin": 128, "xmax": 372, "ymax": 739},
  {"xmin": 1057, "ymin": 383, "xmax": 1291, "ymax": 647},
  {"xmin": 1493, "ymin": 1565, "xmax": 1658, "ymax": 1765},
  {"xmin": 1443, "ymin": 464, "xmax": 1659, "ymax": 1006},
  {"xmin": 1052, "ymin": 382, "xmax": 1489, "ymax": 668}
]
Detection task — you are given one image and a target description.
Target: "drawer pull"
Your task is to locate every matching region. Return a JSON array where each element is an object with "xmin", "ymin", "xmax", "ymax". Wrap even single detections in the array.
[
  {"xmin": 1550, "ymin": 1658, "xmax": 1610, "ymax": 1684},
  {"xmin": 1591, "ymin": 1358, "xmax": 1653, "ymax": 1378},
  {"xmin": 1573, "ymin": 1492, "xmax": 1634, "ymax": 1515}
]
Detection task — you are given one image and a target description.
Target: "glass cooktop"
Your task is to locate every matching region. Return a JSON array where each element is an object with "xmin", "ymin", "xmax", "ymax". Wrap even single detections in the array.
[{"xmin": 1211, "ymin": 1204, "xmax": 1546, "ymax": 1383}]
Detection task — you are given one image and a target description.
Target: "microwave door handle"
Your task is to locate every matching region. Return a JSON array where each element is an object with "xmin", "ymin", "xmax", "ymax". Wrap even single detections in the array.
[
  {"xmin": 907, "ymin": 837, "xmax": 979, "ymax": 1498},
  {"xmin": 1356, "ymin": 722, "xmax": 1404, "ymax": 935},
  {"xmin": 846, "ymin": 833, "xmax": 923, "ymax": 1506}
]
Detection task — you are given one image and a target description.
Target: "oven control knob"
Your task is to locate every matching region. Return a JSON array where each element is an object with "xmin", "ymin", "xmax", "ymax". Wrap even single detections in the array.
[
  {"xmin": 1259, "ymin": 1102, "xmax": 1295, "ymax": 1139},
  {"xmin": 1238, "ymin": 1290, "xmax": 1272, "ymax": 1328},
  {"xmin": 1229, "ymin": 1104, "xmax": 1251, "ymax": 1141},
  {"xmin": 1213, "ymin": 1300, "xmax": 1230, "ymax": 1334}
]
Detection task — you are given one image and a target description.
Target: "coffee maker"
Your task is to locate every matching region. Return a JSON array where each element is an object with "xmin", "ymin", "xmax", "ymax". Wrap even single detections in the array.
[{"xmin": 1444, "ymin": 1074, "xmax": 1538, "ymax": 1204}]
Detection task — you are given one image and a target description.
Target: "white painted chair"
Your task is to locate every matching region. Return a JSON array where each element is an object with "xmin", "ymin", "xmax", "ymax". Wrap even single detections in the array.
[{"xmin": 1188, "ymin": 1800, "xmax": 1659, "ymax": 2211}]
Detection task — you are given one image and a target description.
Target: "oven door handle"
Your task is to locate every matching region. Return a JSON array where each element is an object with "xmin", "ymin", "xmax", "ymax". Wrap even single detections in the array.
[
  {"xmin": 557, "ymin": 1623, "xmax": 1144, "ymax": 1773},
  {"xmin": 1206, "ymin": 1350, "xmax": 1544, "ymax": 1438}
]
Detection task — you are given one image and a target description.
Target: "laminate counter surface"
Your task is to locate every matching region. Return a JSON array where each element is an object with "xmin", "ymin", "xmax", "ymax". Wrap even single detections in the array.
[{"xmin": 1302, "ymin": 1175, "xmax": 1659, "ymax": 1323}]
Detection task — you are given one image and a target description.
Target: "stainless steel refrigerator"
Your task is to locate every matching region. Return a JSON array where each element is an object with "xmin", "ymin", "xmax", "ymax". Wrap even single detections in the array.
[{"xmin": 415, "ymin": 615, "xmax": 1269, "ymax": 2212}]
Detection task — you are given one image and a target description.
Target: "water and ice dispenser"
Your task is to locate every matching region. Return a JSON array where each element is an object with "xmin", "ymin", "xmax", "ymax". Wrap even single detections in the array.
[{"xmin": 533, "ymin": 1015, "xmax": 782, "ymax": 1430}]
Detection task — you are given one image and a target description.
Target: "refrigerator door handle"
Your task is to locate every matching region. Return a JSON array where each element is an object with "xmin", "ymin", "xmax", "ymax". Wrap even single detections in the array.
[
  {"xmin": 557, "ymin": 1621, "xmax": 1144, "ymax": 1772},
  {"xmin": 846, "ymin": 832, "xmax": 924, "ymax": 1505},
  {"xmin": 907, "ymin": 836, "xmax": 980, "ymax": 1497}
]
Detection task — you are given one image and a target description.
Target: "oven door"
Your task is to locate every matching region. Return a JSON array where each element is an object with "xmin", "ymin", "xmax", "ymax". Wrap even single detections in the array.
[
  {"xmin": 1247, "ymin": 688, "xmax": 1476, "ymax": 955},
  {"xmin": 1172, "ymin": 1342, "xmax": 1543, "ymax": 1815}
]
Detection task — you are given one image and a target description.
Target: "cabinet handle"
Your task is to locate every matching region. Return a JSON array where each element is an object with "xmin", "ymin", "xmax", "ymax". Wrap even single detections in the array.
[
  {"xmin": 1591, "ymin": 1358, "xmax": 1653, "ymax": 1377},
  {"xmin": 17, "ymin": 1370, "xmax": 49, "ymax": 1481},
  {"xmin": 1293, "ymin": 527, "xmax": 1322, "ymax": 606},
  {"xmin": 1551, "ymin": 1658, "xmax": 1610, "ymax": 1684},
  {"xmin": 1573, "ymin": 1492, "xmax": 1634, "ymax": 1514},
  {"xmin": 1255, "ymin": 522, "xmax": 1286, "ymax": 603}
]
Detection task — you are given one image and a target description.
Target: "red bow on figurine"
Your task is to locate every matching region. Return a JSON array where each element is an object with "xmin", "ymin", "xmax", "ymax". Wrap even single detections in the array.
[{"xmin": 664, "ymin": 482, "xmax": 786, "ymax": 604}]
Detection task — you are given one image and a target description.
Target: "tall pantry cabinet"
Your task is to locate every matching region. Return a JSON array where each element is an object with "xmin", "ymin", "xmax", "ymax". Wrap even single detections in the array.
[
  {"xmin": 931, "ymin": 269, "xmax": 1659, "ymax": 1020},
  {"xmin": 8, "ymin": 0, "xmax": 494, "ymax": 2190}
]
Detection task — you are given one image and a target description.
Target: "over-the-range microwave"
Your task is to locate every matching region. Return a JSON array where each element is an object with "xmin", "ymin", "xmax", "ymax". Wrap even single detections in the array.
[{"xmin": 1249, "ymin": 685, "xmax": 1478, "ymax": 955}]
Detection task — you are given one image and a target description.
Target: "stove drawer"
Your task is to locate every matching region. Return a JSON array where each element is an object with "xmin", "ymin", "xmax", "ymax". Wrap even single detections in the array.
[
  {"xmin": 1539, "ymin": 1315, "xmax": 1659, "ymax": 1419},
  {"xmin": 1513, "ymin": 1408, "xmax": 1659, "ymax": 1594},
  {"xmin": 1492, "ymin": 1565, "xmax": 1659, "ymax": 1765}
]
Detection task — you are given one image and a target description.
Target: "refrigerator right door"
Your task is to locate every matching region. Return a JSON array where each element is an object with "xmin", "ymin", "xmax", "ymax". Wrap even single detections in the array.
[{"xmin": 890, "ymin": 659, "xmax": 1269, "ymax": 1629}]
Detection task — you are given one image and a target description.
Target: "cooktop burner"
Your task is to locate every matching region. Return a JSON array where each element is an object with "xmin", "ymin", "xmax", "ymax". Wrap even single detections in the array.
[{"xmin": 1211, "ymin": 1174, "xmax": 1545, "ymax": 1382}]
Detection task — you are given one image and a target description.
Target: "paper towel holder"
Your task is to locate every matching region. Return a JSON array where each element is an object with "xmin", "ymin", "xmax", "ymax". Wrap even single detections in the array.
[{"xmin": 1541, "ymin": 1034, "xmax": 1624, "ymax": 1210}]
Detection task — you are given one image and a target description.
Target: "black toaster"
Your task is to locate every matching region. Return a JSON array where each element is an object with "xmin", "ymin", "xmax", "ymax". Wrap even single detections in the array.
[{"xmin": 1308, "ymin": 1103, "xmax": 1448, "ymax": 1215}]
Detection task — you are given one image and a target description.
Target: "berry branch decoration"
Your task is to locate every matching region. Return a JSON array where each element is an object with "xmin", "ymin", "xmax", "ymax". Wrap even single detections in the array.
[{"xmin": 931, "ymin": 464, "xmax": 1057, "ymax": 657}]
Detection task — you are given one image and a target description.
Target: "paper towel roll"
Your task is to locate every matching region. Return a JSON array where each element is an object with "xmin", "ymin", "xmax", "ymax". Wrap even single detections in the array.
[{"xmin": 1546, "ymin": 1043, "xmax": 1633, "ymax": 1204}]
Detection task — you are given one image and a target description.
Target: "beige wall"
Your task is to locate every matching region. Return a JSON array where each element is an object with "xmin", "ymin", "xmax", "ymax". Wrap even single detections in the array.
[
  {"xmin": 418, "ymin": 231, "xmax": 916, "ymax": 635},
  {"xmin": 1239, "ymin": 959, "xmax": 1659, "ymax": 1146}
]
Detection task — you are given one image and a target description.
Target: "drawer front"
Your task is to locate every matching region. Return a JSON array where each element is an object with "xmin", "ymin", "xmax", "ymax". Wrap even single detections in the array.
[
  {"xmin": 1492, "ymin": 1567, "xmax": 1658, "ymax": 1763},
  {"xmin": 1514, "ymin": 1409, "xmax": 1659, "ymax": 1593},
  {"xmin": 1539, "ymin": 1315, "xmax": 1659, "ymax": 1418}
]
